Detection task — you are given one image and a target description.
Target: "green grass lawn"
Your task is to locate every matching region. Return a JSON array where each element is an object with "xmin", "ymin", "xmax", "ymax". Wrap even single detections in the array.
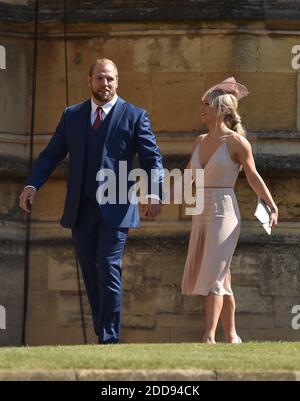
[{"xmin": 0, "ymin": 342, "xmax": 299, "ymax": 372}]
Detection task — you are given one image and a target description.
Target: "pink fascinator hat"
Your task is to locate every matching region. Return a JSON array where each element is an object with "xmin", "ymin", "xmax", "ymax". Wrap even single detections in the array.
[{"xmin": 201, "ymin": 76, "xmax": 249, "ymax": 101}]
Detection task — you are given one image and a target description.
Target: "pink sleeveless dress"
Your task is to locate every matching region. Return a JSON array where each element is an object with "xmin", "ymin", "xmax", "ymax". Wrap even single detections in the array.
[{"xmin": 181, "ymin": 140, "xmax": 242, "ymax": 296}]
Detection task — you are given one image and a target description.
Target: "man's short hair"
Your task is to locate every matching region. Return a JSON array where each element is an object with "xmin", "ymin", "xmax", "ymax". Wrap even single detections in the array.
[{"xmin": 89, "ymin": 58, "xmax": 118, "ymax": 78}]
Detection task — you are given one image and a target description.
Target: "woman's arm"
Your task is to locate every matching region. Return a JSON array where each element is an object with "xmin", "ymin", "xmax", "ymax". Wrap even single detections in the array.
[{"xmin": 233, "ymin": 136, "xmax": 279, "ymax": 228}]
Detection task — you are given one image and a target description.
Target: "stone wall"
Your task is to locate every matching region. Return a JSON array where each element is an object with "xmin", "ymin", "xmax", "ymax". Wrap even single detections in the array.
[
  {"xmin": 0, "ymin": 0, "xmax": 299, "ymax": 345},
  {"xmin": 18, "ymin": 235, "xmax": 299, "ymax": 346}
]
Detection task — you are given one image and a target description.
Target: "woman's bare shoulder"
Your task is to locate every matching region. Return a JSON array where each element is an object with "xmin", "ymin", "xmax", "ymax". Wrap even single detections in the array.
[{"xmin": 227, "ymin": 132, "xmax": 251, "ymax": 151}]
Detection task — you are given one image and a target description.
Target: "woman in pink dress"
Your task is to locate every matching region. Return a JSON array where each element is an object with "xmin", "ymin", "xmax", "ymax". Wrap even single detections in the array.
[{"xmin": 181, "ymin": 77, "xmax": 278, "ymax": 343}]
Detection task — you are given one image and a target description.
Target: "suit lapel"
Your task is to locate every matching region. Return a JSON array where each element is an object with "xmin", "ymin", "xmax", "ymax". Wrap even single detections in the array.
[
  {"xmin": 104, "ymin": 97, "xmax": 126, "ymax": 145},
  {"xmin": 71, "ymin": 100, "xmax": 91, "ymax": 182},
  {"xmin": 100, "ymin": 97, "xmax": 126, "ymax": 164},
  {"xmin": 74, "ymin": 99, "xmax": 91, "ymax": 144}
]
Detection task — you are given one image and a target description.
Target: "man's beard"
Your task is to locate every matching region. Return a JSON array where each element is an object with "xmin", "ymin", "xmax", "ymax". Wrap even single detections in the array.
[{"xmin": 91, "ymin": 87, "xmax": 114, "ymax": 103}]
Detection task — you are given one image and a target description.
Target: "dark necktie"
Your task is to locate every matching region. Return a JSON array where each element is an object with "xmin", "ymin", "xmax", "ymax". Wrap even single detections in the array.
[{"xmin": 93, "ymin": 106, "xmax": 103, "ymax": 130}]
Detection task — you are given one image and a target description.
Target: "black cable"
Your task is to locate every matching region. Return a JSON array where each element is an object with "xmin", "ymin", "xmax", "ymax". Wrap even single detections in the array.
[
  {"xmin": 22, "ymin": 0, "xmax": 39, "ymax": 346},
  {"xmin": 63, "ymin": 0, "xmax": 87, "ymax": 344},
  {"xmin": 63, "ymin": 0, "xmax": 69, "ymax": 107}
]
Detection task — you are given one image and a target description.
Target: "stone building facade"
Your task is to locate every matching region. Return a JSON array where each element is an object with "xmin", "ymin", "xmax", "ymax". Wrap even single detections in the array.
[{"xmin": 0, "ymin": 0, "xmax": 299, "ymax": 345}]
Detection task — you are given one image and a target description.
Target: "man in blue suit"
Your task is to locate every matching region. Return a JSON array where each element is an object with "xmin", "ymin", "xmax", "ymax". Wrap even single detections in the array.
[{"xmin": 19, "ymin": 58, "xmax": 164, "ymax": 344}]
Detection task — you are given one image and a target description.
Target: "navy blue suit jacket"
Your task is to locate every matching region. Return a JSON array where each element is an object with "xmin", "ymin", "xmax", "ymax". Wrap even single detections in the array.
[{"xmin": 26, "ymin": 97, "xmax": 164, "ymax": 228}]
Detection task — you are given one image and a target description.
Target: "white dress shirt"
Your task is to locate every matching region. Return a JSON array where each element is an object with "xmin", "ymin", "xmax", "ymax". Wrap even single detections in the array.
[{"xmin": 90, "ymin": 96, "xmax": 118, "ymax": 126}]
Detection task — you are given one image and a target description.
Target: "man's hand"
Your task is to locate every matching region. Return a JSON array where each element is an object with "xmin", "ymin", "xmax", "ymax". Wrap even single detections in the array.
[
  {"xmin": 19, "ymin": 187, "xmax": 36, "ymax": 214},
  {"xmin": 141, "ymin": 197, "xmax": 162, "ymax": 219}
]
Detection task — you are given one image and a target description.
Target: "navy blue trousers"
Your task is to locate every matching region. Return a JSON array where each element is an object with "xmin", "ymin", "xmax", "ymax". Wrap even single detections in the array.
[{"xmin": 71, "ymin": 197, "xmax": 128, "ymax": 343}]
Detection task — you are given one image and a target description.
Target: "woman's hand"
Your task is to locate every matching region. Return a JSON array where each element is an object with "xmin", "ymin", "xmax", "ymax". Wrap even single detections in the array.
[{"xmin": 269, "ymin": 206, "xmax": 278, "ymax": 228}]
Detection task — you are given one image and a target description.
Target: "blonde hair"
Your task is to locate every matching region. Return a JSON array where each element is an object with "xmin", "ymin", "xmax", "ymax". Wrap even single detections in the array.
[
  {"xmin": 207, "ymin": 89, "xmax": 246, "ymax": 136},
  {"xmin": 89, "ymin": 58, "xmax": 118, "ymax": 78}
]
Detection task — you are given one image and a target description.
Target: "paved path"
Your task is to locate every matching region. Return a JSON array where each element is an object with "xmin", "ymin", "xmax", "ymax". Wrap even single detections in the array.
[{"xmin": 0, "ymin": 369, "xmax": 299, "ymax": 381}]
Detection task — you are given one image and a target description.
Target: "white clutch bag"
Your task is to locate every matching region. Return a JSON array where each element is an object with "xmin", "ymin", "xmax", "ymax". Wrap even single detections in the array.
[{"xmin": 254, "ymin": 199, "xmax": 272, "ymax": 235}]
